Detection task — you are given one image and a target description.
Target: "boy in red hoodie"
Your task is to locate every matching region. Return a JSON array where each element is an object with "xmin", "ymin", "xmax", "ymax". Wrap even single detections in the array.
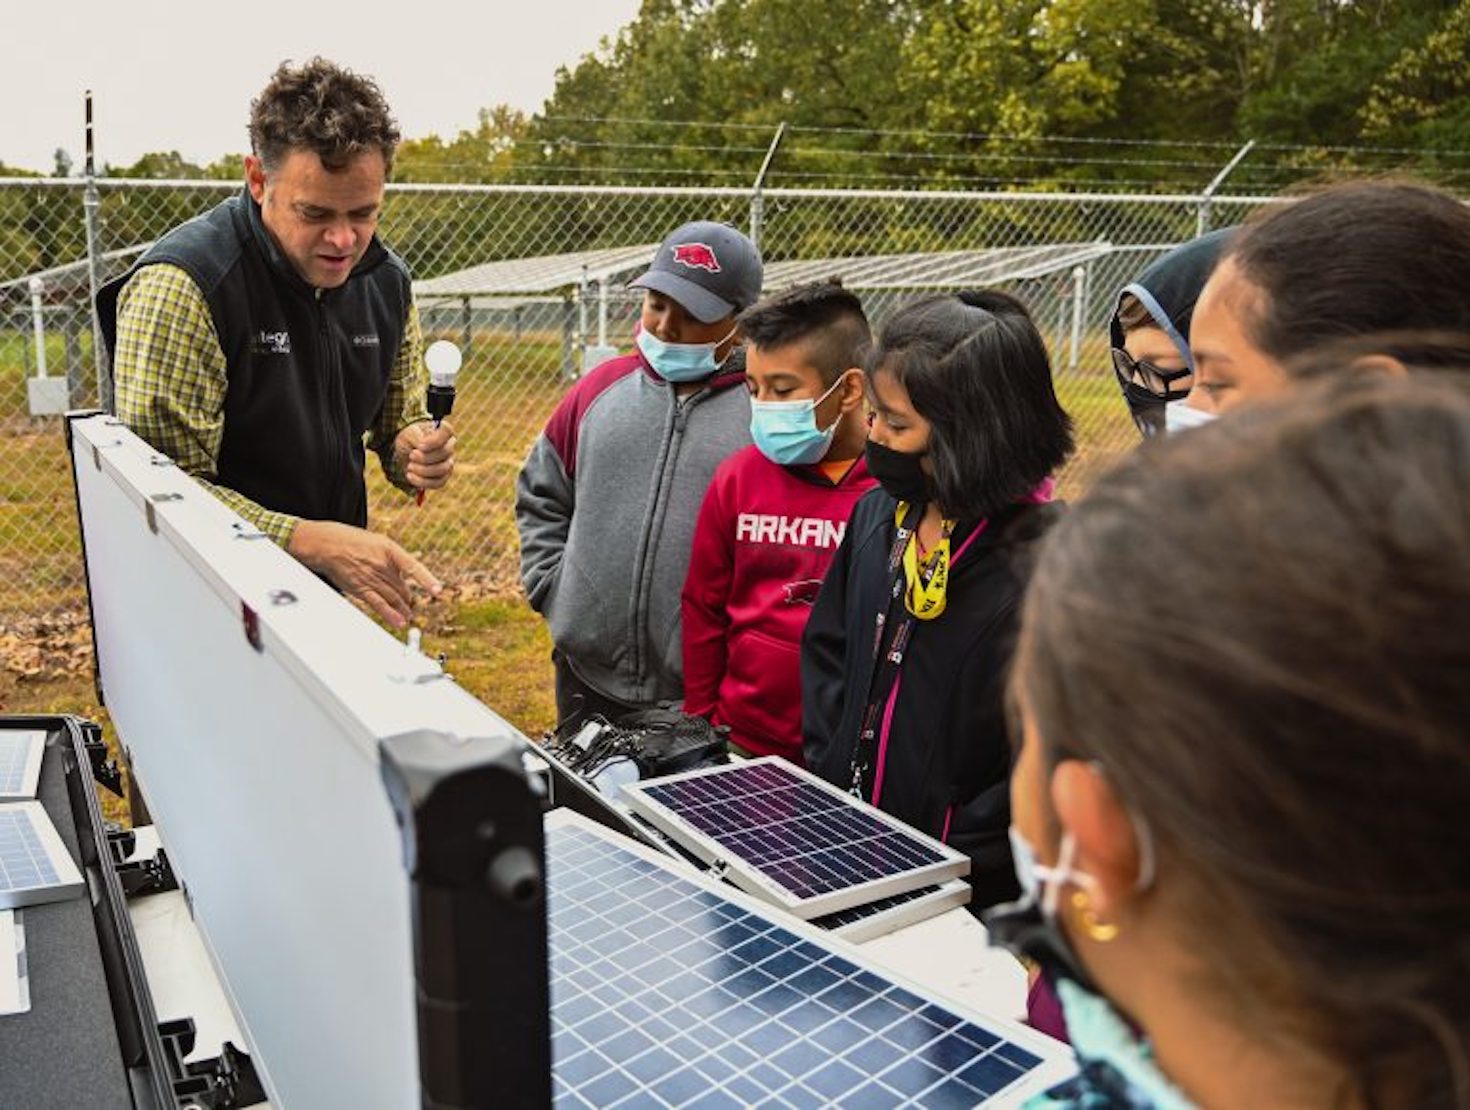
[{"xmin": 681, "ymin": 281, "xmax": 875, "ymax": 762}]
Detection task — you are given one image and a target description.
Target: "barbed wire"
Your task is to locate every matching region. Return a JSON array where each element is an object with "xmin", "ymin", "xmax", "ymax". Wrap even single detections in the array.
[
  {"xmin": 538, "ymin": 135, "xmax": 1411, "ymax": 177},
  {"xmin": 498, "ymin": 164, "xmax": 1264, "ymax": 194},
  {"xmin": 538, "ymin": 116, "xmax": 1470, "ymax": 159}
]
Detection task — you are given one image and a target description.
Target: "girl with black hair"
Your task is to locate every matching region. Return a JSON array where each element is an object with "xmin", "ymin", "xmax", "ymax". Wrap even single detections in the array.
[{"xmin": 801, "ymin": 290, "xmax": 1074, "ymax": 910}]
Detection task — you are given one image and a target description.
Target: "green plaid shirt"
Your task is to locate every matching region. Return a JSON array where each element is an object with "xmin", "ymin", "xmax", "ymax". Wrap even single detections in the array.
[{"xmin": 113, "ymin": 263, "xmax": 428, "ymax": 545}]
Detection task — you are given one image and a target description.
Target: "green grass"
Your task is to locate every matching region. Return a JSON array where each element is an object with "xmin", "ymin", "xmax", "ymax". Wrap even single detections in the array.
[{"xmin": 1053, "ymin": 353, "xmax": 1138, "ymax": 500}]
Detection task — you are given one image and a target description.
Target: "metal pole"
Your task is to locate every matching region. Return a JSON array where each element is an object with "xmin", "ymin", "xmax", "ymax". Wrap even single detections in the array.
[
  {"xmin": 1069, "ymin": 266, "xmax": 1086, "ymax": 372},
  {"xmin": 29, "ymin": 278, "xmax": 48, "ymax": 379},
  {"xmin": 749, "ymin": 122, "xmax": 787, "ymax": 253},
  {"xmin": 83, "ymin": 90, "xmax": 112, "ymax": 409},
  {"xmin": 1196, "ymin": 139, "xmax": 1255, "ymax": 237},
  {"xmin": 597, "ymin": 277, "xmax": 608, "ymax": 348},
  {"xmin": 576, "ymin": 266, "xmax": 589, "ymax": 375},
  {"xmin": 1053, "ymin": 277, "xmax": 1068, "ymax": 362}
]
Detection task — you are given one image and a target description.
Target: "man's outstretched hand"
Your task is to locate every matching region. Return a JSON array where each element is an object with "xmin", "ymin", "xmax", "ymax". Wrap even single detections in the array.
[{"xmin": 288, "ymin": 520, "xmax": 441, "ymax": 628}]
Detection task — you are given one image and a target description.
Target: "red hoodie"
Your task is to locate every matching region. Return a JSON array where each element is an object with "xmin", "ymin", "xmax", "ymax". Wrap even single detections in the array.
[{"xmin": 681, "ymin": 445, "xmax": 876, "ymax": 761}]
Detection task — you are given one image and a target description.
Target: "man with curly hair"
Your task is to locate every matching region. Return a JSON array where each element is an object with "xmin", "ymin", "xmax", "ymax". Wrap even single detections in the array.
[{"xmin": 97, "ymin": 58, "xmax": 454, "ymax": 627}]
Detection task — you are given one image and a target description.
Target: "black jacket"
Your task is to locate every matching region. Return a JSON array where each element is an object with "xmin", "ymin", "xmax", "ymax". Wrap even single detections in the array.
[
  {"xmin": 97, "ymin": 190, "xmax": 411, "ymax": 528},
  {"xmin": 802, "ymin": 488, "xmax": 1062, "ymax": 909}
]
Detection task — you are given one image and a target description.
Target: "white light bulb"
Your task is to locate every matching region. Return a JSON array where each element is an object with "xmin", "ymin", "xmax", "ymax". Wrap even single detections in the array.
[{"xmin": 425, "ymin": 340, "xmax": 462, "ymax": 388}]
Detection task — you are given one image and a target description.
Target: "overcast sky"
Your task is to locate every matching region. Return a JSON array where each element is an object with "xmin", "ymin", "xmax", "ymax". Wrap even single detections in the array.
[{"xmin": 1, "ymin": 0, "xmax": 643, "ymax": 174}]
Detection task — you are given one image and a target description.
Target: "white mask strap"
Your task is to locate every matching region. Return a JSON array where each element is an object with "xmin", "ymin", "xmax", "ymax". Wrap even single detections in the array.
[{"xmin": 1036, "ymin": 833, "xmax": 1097, "ymax": 917}]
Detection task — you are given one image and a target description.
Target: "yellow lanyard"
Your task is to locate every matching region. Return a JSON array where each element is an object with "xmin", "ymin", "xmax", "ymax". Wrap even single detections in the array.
[{"xmin": 895, "ymin": 502, "xmax": 956, "ymax": 620}]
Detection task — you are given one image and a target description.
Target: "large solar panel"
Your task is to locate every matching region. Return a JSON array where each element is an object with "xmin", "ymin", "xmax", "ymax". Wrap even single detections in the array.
[
  {"xmin": 621, "ymin": 758, "xmax": 970, "ymax": 918},
  {"xmin": 547, "ymin": 811, "xmax": 1071, "ymax": 1107},
  {"xmin": 0, "ymin": 730, "xmax": 45, "ymax": 800},
  {"xmin": 0, "ymin": 802, "xmax": 84, "ymax": 910}
]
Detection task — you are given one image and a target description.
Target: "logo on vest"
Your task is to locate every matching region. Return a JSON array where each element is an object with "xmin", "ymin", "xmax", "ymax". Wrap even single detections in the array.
[
  {"xmin": 252, "ymin": 330, "xmax": 292, "ymax": 356},
  {"xmin": 736, "ymin": 513, "xmax": 846, "ymax": 549},
  {"xmin": 351, "ymin": 333, "xmax": 381, "ymax": 348}
]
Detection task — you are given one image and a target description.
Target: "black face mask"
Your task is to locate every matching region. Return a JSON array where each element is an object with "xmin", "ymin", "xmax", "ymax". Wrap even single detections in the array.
[
  {"xmin": 982, "ymin": 892, "xmax": 1098, "ymax": 995},
  {"xmin": 865, "ymin": 439, "xmax": 932, "ymax": 504},
  {"xmin": 1111, "ymin": 347, "xmax": 1192, "ymax": 440},
  {"xmin": 1119, "ymin": 382, "xmax": 1167, "ymax": 439}
]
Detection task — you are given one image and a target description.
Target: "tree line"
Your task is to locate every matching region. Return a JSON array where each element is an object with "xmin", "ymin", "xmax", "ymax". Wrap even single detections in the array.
[{"xmin": 2, "ymin": 1, "xmax": 1467, "ymax": 287}]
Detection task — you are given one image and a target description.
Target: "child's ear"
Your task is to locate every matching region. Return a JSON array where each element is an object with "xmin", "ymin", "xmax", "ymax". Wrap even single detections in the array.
[{"xmin": 838, "ymin": 368, "xmax": 867, "ymax": 411}]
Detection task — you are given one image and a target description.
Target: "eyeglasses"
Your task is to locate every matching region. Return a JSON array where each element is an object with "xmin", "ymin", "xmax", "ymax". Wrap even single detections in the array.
[{"xmin": 1110, "ymin": 347, "xmax": 1192, "ymax": 400}]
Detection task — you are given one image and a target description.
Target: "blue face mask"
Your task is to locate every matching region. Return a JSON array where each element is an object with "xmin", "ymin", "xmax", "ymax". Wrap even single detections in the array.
[
  {"xmin": 1049, "ymin": 978, "xmax": 1197, "ymax": 1109},
  {"xmin": 637, "ymin": 325, "xmax": 736, "ymax": 383},
  {"xmin": 749, "ymin": 372, "xmax": 850, "ymax": 466},
  {"xmin": 1164, "ymin": 400, "xmax": 1217, "ymax": 435}
]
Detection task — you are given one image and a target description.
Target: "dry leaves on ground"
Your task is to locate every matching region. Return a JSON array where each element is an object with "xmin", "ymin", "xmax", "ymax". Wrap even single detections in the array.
[{"xmin": 0, "ymin": 612, "xmax": 93, "ymax": 681}]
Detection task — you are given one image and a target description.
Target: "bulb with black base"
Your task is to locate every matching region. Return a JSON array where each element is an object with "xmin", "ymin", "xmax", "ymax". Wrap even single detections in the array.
[{"xmin": 416, "ymin": 340, "xmax": 462, "ymax": 506}]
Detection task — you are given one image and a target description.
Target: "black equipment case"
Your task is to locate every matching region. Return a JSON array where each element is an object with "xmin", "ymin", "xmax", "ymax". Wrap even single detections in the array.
[{"xmin": 0, "ymin": 714, "xmax": 264, "ymax": 1110}]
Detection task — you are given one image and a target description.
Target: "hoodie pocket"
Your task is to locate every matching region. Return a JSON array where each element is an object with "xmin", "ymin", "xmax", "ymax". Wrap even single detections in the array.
[
  {"xmin": 720, "ymin": 628, "xmax": 803, "ymax": 750},
  {"xmin": 545, "ymin": 551, "xmax": 622, "ymax": 671}
]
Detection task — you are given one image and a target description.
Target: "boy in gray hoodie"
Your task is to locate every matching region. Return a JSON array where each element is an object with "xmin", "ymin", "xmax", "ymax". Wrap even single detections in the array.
[{"xmin": 516, "ymin": 222, "xmax": 763, "ymax": 727}]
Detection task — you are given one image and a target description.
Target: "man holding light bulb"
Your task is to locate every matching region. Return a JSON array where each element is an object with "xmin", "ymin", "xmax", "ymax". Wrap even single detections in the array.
[{"xmin": 98, "ymin": 58, "xmax": 455, "ymax": 629}]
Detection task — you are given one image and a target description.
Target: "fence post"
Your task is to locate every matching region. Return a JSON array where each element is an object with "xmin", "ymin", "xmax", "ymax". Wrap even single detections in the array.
[
  {"xmin": 749, "ymin": 122, "xmax": 787, "ymax": 253},
  {"xmin": 575, "ymin": 266, "xmax": 589, "ymax": 377},
  {"xmin": 29, "ymin": 278, "xmax": 48, "ymax": 380},
  {"xmin": 1069, "ymin": 266, "xmax": 1086, "ymax": 371},
  {"xmin": 1196, "ymin": 140, "xmax": 1255, "ymax": 237},
  {"xmin": 83, "ymin": 90, "xmax": 112, "ymax": 410}
]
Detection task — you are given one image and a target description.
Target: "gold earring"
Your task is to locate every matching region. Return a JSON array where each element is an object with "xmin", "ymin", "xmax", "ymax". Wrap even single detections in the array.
[{"xmin": 1070, "ymin": 889, "xmax": 1120, "ymax": 943}]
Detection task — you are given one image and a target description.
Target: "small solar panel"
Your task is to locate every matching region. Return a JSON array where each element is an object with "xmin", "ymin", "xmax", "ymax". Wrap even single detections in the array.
[
  {"xmin": 546, "ymin": 810, "xmax": 1072, "ymax": 1107},
  {"xmin": 0, "ymin": 802, "xmax": 84, "ymax": 910},
  {"xmin": 621, "ymin": 757, "xmax": 970, "ymax": 918},
  {"xmin": 0, "ymin": 730, "xmax": 45, "ymax": 800},
  {"xmin": 812, "ymin": 880, "xmax": 974, "ymax": 943}
]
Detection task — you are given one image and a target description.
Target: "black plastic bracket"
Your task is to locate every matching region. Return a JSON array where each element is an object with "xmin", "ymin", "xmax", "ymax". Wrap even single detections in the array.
[
  {"xmin": 115, "ymin": 846, "xmax": 180, "ymax": 899},
  {"xmin": 380, "ymin": 729, "xmax": 551, "ymax": 1108},
  {"xmin": 106, "ymin": 827, "xmax": 136, "ymax": 862},
  {"xmin": 81, "ymin": 719, "xmax": 125, "ymax": 796},
  {"xmin": 157, "ymin": 1018, "xmax": 267, "ymax": 1108}
]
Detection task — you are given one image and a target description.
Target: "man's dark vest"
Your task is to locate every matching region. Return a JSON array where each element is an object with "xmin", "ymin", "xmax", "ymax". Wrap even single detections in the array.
[{"xmin": 97, "ymin": 190, "xmax": 411, "ymax": 528}]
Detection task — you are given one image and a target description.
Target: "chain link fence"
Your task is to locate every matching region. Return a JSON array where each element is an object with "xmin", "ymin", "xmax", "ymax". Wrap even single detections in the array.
[{"xmin": 0, "ymin": 177, "xmax": 1275, "ymax": 620}]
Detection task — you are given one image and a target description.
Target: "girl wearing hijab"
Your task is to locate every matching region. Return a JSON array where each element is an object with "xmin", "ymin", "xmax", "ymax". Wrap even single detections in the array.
[{"xmin": 1108, "ymin": 228, "xmax": 1233, "ymax": 438}]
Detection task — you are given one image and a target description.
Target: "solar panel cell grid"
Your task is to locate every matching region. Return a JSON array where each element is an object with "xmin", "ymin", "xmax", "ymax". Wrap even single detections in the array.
[
  {"xmin": 0, "ymin": 731, "xmax": 43, "ymax": 798},
  {"xmin": 548, "ymin": 819, "xmax": 1055, "ymax": 1107},
  {"xmin": 0, "ymin": 808, "xmax": 61, "ymax": 891},
  {"xmin": 636, "ymin": 760, "xmax": 951, "ymax": 903}
]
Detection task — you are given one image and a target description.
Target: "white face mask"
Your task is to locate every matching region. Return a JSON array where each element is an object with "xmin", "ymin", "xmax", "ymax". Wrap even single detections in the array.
[
  {"xmin": 1164, "ymin": 399, "xmax": 1218, "ymax": 435},
  {"xmin": 1008, "ymin": 817, "xmax": 1156, "ymax": 918}
]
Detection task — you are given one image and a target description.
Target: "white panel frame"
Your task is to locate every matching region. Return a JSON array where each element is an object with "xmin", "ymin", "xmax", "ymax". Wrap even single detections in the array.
[
  {"xmin": 70, "ymin": 415, "xmax": 532, "ymax": 1109},
  {"xmin": 820, "ymin": 878, "xmax": 973, "ymax": 943}
]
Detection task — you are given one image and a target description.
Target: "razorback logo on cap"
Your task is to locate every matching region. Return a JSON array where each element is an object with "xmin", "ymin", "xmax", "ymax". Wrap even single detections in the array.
[{"xmin": 673, "ymin": 243, "xmax": 721, "ymax": 273}]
